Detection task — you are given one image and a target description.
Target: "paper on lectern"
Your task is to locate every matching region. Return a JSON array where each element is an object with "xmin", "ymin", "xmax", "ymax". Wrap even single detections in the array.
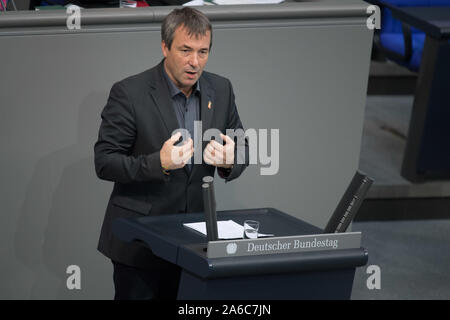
[{"xmin": 183, "ymin": 220, "xmax": 273, "ymax": 239}]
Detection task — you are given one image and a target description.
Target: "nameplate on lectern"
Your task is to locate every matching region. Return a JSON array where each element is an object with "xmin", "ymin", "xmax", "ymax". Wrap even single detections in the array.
[{"xmin": 206, "ymin": 232, "xmax": 362, "ymax": 259}]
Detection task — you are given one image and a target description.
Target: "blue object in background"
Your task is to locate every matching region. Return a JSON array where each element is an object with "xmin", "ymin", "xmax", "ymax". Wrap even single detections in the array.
[{"xmin": 376, "ymin": 0, "xmax": 450, "ymax": 72}]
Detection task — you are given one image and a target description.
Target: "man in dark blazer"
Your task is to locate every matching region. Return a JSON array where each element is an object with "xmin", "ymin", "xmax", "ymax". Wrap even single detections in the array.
[{"xmin": 94, "ymin": 7, "xmax": 248, "ymax": 300}]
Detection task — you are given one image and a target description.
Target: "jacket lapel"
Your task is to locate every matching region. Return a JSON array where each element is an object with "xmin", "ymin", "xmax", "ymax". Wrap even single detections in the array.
[
  {"xmin": 148, "ymin": 61, "xmax": 180, "ymax": 139},
  {"xmin": 148, "ymin": 62, "xmax": 192, "ymax": 177},
  {"xmin": 200, "ymin": 75, "xmax": 215, "ymax": 137}
]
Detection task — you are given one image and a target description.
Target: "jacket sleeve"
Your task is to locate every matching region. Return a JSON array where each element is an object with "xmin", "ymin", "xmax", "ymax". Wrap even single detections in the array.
[
  {"xmin": 218, "ymin": 79, "xmax": 249, "ymax": 183},
  {"xmin": 94, "ymin": 82, "xmax": 168, "ymax": 184}
]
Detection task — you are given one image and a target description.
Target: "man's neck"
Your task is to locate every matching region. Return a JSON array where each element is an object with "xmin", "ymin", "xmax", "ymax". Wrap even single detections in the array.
[{"xmin": 181, "ymin": 87, "xmax": 193, "ymax": 98}]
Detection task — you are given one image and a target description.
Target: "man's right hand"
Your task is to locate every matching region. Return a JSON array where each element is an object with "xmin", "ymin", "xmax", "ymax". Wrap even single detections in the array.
[{"xmin": 160, "ymin": 132, "xmax": 194, "ymax": 171}]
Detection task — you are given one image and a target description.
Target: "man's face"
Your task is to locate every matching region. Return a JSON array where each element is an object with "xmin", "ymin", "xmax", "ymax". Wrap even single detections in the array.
[{"xmin": 162, "ymin": 25, "xmax": 211, "ymax": 96}]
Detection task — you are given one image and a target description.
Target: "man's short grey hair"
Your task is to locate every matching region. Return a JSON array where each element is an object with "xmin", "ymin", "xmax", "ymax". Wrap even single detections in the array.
[{"xmin": 161, "ymin": 7, "xmax": 212, "ymax": 50}]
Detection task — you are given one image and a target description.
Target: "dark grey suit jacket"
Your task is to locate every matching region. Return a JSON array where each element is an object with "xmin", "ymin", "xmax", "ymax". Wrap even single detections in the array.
[{"xmin": 94, "ymin": 61, "xmax": 248, "ymax": 268}]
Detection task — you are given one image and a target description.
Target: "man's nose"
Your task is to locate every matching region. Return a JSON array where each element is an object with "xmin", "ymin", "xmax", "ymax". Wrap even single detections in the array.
[{"xmin": 189, "ymin": 53, "xmax": 199, "ymax": 68}]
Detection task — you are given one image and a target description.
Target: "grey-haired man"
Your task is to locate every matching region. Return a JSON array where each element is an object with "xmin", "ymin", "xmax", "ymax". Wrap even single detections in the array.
[{"xmin": 95, "ymin": 7, "xmax": 248, "ymax": 300}]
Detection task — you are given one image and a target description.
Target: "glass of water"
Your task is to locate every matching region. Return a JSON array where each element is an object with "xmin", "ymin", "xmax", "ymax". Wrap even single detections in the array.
[{"xmin": 243, "ymin": 220, "xmax": 259, "ymax": 239}]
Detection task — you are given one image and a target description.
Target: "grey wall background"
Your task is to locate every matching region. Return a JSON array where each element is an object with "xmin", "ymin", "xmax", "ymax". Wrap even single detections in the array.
[{"xmin": 0, "ymin": 2, "xmax": 373, "ymax": 299}]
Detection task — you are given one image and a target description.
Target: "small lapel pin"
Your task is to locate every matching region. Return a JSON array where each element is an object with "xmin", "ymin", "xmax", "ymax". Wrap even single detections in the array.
[{"xmin": 208, "ymin": 101, "xmax": 212, "ymax": 109}]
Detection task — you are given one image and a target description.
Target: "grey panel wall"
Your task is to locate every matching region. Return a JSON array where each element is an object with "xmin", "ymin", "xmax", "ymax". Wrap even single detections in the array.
[{"xmin": 0, "ymin": 2, "xmax": 373, "ymax": 299}]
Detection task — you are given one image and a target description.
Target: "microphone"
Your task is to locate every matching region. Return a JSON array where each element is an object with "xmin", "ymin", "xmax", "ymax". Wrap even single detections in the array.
[
  {"xmin": 324, "ymin": 170, "xmax": 374, "ymax": 233},
  {"xmin": 202, "ymin": 176, "xmax": 218, "ymax": 241}
]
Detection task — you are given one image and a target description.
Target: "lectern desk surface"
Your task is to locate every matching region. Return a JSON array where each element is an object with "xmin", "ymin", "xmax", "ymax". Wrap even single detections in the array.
[{"xmin": 112, "ymin": 207, "xmax": 368, "ymax": 280}]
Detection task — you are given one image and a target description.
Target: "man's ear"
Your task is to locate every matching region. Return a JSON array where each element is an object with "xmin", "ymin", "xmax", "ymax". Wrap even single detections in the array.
[{"xmin": 161, "ymin": 41, "xmax": 168, "ymax": 58}]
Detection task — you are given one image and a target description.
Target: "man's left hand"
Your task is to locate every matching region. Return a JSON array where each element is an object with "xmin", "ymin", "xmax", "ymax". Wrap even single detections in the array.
[{"xmin": 203, "ymin": 133, "xmax": 235, "ymax": 168}]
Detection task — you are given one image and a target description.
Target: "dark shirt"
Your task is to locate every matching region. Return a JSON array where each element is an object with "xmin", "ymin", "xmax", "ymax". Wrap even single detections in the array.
[
  {"xmin": 162, "ymin": 65, "xmax": 200, "ymax": 138},
  {"xmin": 161, "ymin": 65, "xmax": 231, "ymax": 178},
  {"xmin": 162, "ymin": 66, "xmax": 201, "ymax": 171}
]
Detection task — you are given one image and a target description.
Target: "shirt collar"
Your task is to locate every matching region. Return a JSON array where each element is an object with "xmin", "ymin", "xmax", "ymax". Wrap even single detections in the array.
[{"xmin": 162, "ymin": 64, "xmax": 200, "ymax": 98}]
